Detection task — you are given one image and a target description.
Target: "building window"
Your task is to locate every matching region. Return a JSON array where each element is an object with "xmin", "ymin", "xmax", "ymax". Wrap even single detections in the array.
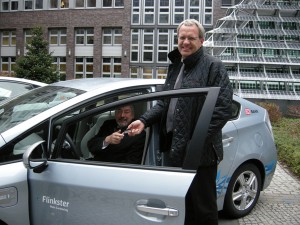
[
  {"xmin": 25, "ymin": 0, "xmax": 33, "ymax": 9},
  {"xmin": 157, "ymin": 29, "xmax": 169, "ymax": 63},
  {"xmin": 103, "ymin": 0, "xmax": 124, "ymax": 7},
  {"xmin": 75, "ymin": 57, "xmax": 93, "ymax": 78},
  {"xmin": 49, "ymin": 28, "xmax": 67, "ymax": 45},
  {"xmin": 1, "ymin": 30, "xmax": 16, "ymax": 46},
  {"xmin": 131, "ymin": 0, "xmax": 140, "ymax": 24},
  {"xmin": 204, "ymin": 5, "xmax": 212, "ymax": 25},
  {"xmin": 130, "ymin": 66, "xmax": 153, "ymax": 79},
  {"xmin": 25, "ymin": 0, "xmax": 43, "ymax": 9},
  {"xmin": 156, "ymin": 67, "xmax": 168, "ymax": 79},
  {"xmin": 75, "ymin": 28, "xmax": 94, "ymax": 45},
  {"xmin": 50, "ymin": 0, "xmax": 69, "ymax": 9},
  {"xmin": 172, "ymin": 28, "xmax": 178, "ymax": 50},
  {"xmin": 221, "ymin": 0, "xmax": 241, "ymax": 7},
  {"xmin": 259, "ymin": 21, "xmax": 275, "ymax": 29},
  {"xmin": 131, "ymin": 29, "xmax": 139, "ymax": 62},
  {"xmin": 142, "ymin": 67, "xmax": 153, "ymax": 79},
  {"xmin": 144, "ymin": 0, "xmax": 155, "ymax": 24},
  {"xmin": 103, "ymin": 28, "xmax": 122, "ymax": 45},
  {"xmin": 24, "ymin": 30, "xmax": 33, "ymax": 46},
  {"xmin": 189, "ymin": 0, "xmax": 200, "ymax": 21},
  {"xmin": 36, "ymin": 0, "xmax": 43, "ymax": 9},
  {"xmin": 130, "ymin": 66, "xmax": 139, "ymax": 78},
  {"xmin": 188, "ymin": 0, "xmax": 212, "ymax": 25},
  {"xmin": 75, "ymin": 0, "xmax": 96, "ymax": 8},
  {"xmin": 52, "ymin": 57, "xmax": 66, "ymax": 80},
  {"xmin": 159, "ymin": 0, "xmax": 170, "ymax": 24},
  {"xmin": 283, "ymin": 22, "xmax": 297, "ymax": 30},
  {"xmin": 102, "ymin": 57, "xmax": 122, "ymax": 78},
  {"xmin": 173, "ymin": 0, "xmax": 184, "ymax": 24},
  {"xmin": 240, "ymin": 81, "xmax": 258, "ymax": 90},
  {"xmin": 1, "ymin": 0, "xmax": 18, "ymax": 11},
  {"xmin": 143, "ymin": 29, "xmax": 154, "ymax": 62},
  {"xmin": 1, "ymin": 57, "xmax": 16, "ymax": 73}
]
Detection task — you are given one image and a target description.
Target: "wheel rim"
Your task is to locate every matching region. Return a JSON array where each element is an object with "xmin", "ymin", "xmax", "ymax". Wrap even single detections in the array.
[{"xmin": 232, "ymin": 170, "xmax": 258, "ymax": 211}]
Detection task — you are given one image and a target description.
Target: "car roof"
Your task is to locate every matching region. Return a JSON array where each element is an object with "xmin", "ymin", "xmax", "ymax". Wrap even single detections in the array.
[
  {"xmin": 0, "ymin": 76, "xmax": 47, "ymax": 87},
  {"xmin": 50, "ymin": 78, "xmax": 164, "ymax": 92}
]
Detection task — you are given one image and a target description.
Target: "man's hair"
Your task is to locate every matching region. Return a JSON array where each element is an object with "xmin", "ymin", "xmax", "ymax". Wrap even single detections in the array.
[
  {"xmin": 177, "ymin": 19, "xmax": 206, "ymax": 39},
  {"xmin": 115, "ymin": 104, "xmax": 135, "ymax": 115}
]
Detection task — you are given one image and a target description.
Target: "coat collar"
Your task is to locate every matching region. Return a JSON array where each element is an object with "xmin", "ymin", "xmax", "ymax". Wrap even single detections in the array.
[{"xmin": 168, "ymin": 47, "xmax": 204, "ymax": 67}]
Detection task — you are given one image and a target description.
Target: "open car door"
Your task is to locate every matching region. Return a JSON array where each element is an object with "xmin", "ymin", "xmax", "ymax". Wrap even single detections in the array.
[{"xmin": 23, "ymin": 87, "xmax": 219, "ymax": 225}]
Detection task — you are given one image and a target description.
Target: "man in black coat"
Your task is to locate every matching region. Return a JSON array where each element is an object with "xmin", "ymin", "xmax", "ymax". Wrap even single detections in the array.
[
  {"xmin": 87, "ymin": 105, "xmax": 146, "ymax": 164},
  {"xmin": 128, "ymin": 19, "xmax": 233, "ymax": 225}
]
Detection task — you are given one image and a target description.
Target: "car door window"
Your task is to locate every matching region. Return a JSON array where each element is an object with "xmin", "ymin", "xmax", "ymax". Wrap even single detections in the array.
[
  {"xmin": 230, "ymin": 100, "xmax": 240, "ymax": 120},
  {"xmin": 50, "ymin": 90, "xmax": 151, "ymax": 163},
  {"xmin": 51, "ymin": 87, "xmax": 219, "ymax": 170},
  {"xmin": 0, "ymin": 121, "xmax": 49, "ymax": 163}
]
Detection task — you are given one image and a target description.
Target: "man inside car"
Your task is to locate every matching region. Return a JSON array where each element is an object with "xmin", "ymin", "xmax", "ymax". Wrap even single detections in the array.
[{"xmin": 88, "ymin": 104, "xmax": 146, "ymax": 164}]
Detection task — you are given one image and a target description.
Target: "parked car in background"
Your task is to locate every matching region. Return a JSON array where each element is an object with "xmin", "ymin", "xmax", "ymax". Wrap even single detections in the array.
[
  {"xmin": 0, "ymin": 76, "xmax": 46, "ymax": 103},
  {"xmin": 0, "ymin": 78, "xmax": 277, "ymax": 225}
]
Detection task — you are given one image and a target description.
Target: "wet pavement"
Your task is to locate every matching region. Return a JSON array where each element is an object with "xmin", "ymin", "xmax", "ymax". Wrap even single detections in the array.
[{"xmin": 219, "ymin": 162, "xmax": 300, "ymax": 225}]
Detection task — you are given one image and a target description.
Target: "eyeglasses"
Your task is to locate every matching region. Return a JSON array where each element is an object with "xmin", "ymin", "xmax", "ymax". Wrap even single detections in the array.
[{"xmin": 178, "ymin": 36, "xmax": 199, "ymax": 42}]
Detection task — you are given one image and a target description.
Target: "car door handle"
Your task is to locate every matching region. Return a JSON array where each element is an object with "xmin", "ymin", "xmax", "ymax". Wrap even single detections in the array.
[
  {"xmin": 136, "ymin": 204, "xmax": 179, "ymax": 217},
  {"xmin": 222, "ymin": 136, "xmax": 234, "ymax": 147}
]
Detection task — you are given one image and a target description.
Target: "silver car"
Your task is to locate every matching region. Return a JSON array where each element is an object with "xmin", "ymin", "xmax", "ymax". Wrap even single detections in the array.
[{"xmin": 0, "ymin": 78, "xmax": 277, "ymax": 225}]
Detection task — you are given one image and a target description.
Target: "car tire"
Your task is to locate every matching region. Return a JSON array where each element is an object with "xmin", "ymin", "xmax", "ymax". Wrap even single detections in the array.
[{"xmin": 223, "ymin": 163, "xmax": 261, "ymax": 218}]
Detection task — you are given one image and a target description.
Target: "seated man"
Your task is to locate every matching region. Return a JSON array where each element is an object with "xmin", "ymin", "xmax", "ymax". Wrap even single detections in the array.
[{"xmin": 87, "ymin": 105, "xmax": 146, "ymax": 164}]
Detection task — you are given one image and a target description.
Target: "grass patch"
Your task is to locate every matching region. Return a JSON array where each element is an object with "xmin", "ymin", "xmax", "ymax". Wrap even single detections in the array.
[{"xmin": 273, "ymin": 118, "xmax": 300, "ymax": 177}]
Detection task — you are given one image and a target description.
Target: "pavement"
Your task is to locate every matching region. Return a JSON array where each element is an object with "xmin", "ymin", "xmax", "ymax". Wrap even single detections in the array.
[{"xmin": 219, "ymin": 162, "xmax": 300, "ymax": 225}]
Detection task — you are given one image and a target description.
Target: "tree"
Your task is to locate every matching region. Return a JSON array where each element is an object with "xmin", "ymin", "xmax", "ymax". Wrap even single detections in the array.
[{"xmin": 15, "ymin": 26, "xmax": 59, "ymax": 84}]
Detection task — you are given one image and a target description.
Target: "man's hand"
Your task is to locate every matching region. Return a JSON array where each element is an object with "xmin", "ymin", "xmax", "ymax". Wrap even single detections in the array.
[
  {"xmin": 127, "ymin": 120, "xmax": 145, "ymax": 136},
  {"xmin": 105, "ymin": 130, "xmax": 124, "ymax": 145}
]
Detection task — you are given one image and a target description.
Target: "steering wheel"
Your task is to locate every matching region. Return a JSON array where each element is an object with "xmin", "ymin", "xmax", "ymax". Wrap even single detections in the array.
[
  {"xmin": 51, "ymin": 125, "xmax": 80, "ymax": 160},
  {"xmin": 62, "ymin": 133, "xmax": 80, "ymax": 160}
]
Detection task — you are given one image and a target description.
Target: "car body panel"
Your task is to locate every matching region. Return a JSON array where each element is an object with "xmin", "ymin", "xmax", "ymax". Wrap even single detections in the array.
[
  {"xmin": 26, "ymin": 87, "xmax": 215, "ymax": 225},
  {"xmin": 217, "ymin": 121, "xmax": 239, "ymax": 210},
  {"xmin": 0, "ymin": 78, "xmax": 277, "ymax": 224},
  {"xmin": 0, "ymin": 162, "xmax": 30, "ymax": 225},
  {"xmin": 29, "ymin": 162, "xmax": 195, "ymax": 225}
]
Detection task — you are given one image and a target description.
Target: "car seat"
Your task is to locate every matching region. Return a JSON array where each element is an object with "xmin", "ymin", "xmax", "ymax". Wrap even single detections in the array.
[{"xmin": 80, "ymin": 111, "xmax": 115, "ymax": 159}]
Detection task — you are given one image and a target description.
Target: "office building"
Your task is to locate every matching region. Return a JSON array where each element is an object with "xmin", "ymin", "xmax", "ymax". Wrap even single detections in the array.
[{"xmin": 1, "ymin": 0, "xmax": 299, "ymax": 101}]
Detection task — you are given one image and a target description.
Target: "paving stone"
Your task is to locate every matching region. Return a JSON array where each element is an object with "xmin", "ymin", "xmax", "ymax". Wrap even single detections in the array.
[{"xmin": 237, "ymin": 163, "xmax": 300, "ymax": 225}]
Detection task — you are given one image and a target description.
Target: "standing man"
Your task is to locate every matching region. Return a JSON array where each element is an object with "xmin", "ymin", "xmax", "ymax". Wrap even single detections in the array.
[{"xmin": 128, "ymin": 19, "xmax": 233, "ymax": 225}]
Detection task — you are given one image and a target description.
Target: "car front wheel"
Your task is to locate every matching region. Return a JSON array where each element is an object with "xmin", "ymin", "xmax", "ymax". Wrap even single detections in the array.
[{"xmin": 223, "ymin": 163, "xmax": 262, "ymax": 218}]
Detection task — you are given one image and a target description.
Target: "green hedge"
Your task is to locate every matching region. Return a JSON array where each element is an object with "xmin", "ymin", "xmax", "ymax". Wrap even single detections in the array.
[{"xmin": 273, "ymin": 118, "xmax": 300, "ymax": 176}]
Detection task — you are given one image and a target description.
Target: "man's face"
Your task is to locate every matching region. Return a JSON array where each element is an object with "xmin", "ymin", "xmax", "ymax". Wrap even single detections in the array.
[
  {"xmin": 115, "ymin": 105, "xmax": 134, "ymax": 128},
  {"xmin": 177, "ymin": 24, "xmax": 204, "ymax": 59}
]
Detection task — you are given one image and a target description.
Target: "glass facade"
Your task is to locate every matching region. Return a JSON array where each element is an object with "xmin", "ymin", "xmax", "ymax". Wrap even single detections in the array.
[{"xmin": 0, "ymin": 0, "xmax": 298, "ymax": 100}]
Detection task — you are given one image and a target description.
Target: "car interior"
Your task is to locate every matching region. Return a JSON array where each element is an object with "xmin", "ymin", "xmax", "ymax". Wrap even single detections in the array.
[{"xmin": 0, "ymin": 90, "xmax": 240, "ymax": 167}]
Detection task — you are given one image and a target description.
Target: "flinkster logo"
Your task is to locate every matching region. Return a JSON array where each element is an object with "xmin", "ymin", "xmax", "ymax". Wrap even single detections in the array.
[{"xmin": 42, "ymin": 195, "xmax": 70, "ymax": 212}]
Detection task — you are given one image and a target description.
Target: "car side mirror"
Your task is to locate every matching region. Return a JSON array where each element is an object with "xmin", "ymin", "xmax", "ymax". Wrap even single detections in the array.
[{"xmin": 23, "ymin": 140, "xmax": 48, "ymax": 173}]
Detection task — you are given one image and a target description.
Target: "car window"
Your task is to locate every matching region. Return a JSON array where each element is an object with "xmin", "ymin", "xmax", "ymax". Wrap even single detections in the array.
[
  {"xmin": 0, "ymin": 121, "xmax": 49, "ymax": 163},
  {"xmin": 0, "ymin": 86, "xmax": 85, "ymax": 133},
  {"xmin": 230, "ymin": 100, "xmax": 240, "ymax": 120},
  {"xmin": 51, "ymin": 87, "xmax": 217, "ymax": 171},
  {"xmin": 0, "ymin": 81, "xmax": 35, "ymax": 101},
  {"xmin": 50, "ymin": 89, "xmax": 151, "ymax": 162}
]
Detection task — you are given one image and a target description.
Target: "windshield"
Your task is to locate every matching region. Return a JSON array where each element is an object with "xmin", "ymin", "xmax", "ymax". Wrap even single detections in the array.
[{"xmin": 0, "ymin": 86, "xmax": 85, "ymax": 133}]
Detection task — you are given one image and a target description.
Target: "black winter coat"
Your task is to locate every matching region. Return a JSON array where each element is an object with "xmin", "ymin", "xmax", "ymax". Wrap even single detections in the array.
[
  {"xmin": 139, "ymin": 47, "xmax": 233, "ymax": 167},
  {"xmin": 87, "ymin": 119, "xmax": 146, "ymax": 164}
]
